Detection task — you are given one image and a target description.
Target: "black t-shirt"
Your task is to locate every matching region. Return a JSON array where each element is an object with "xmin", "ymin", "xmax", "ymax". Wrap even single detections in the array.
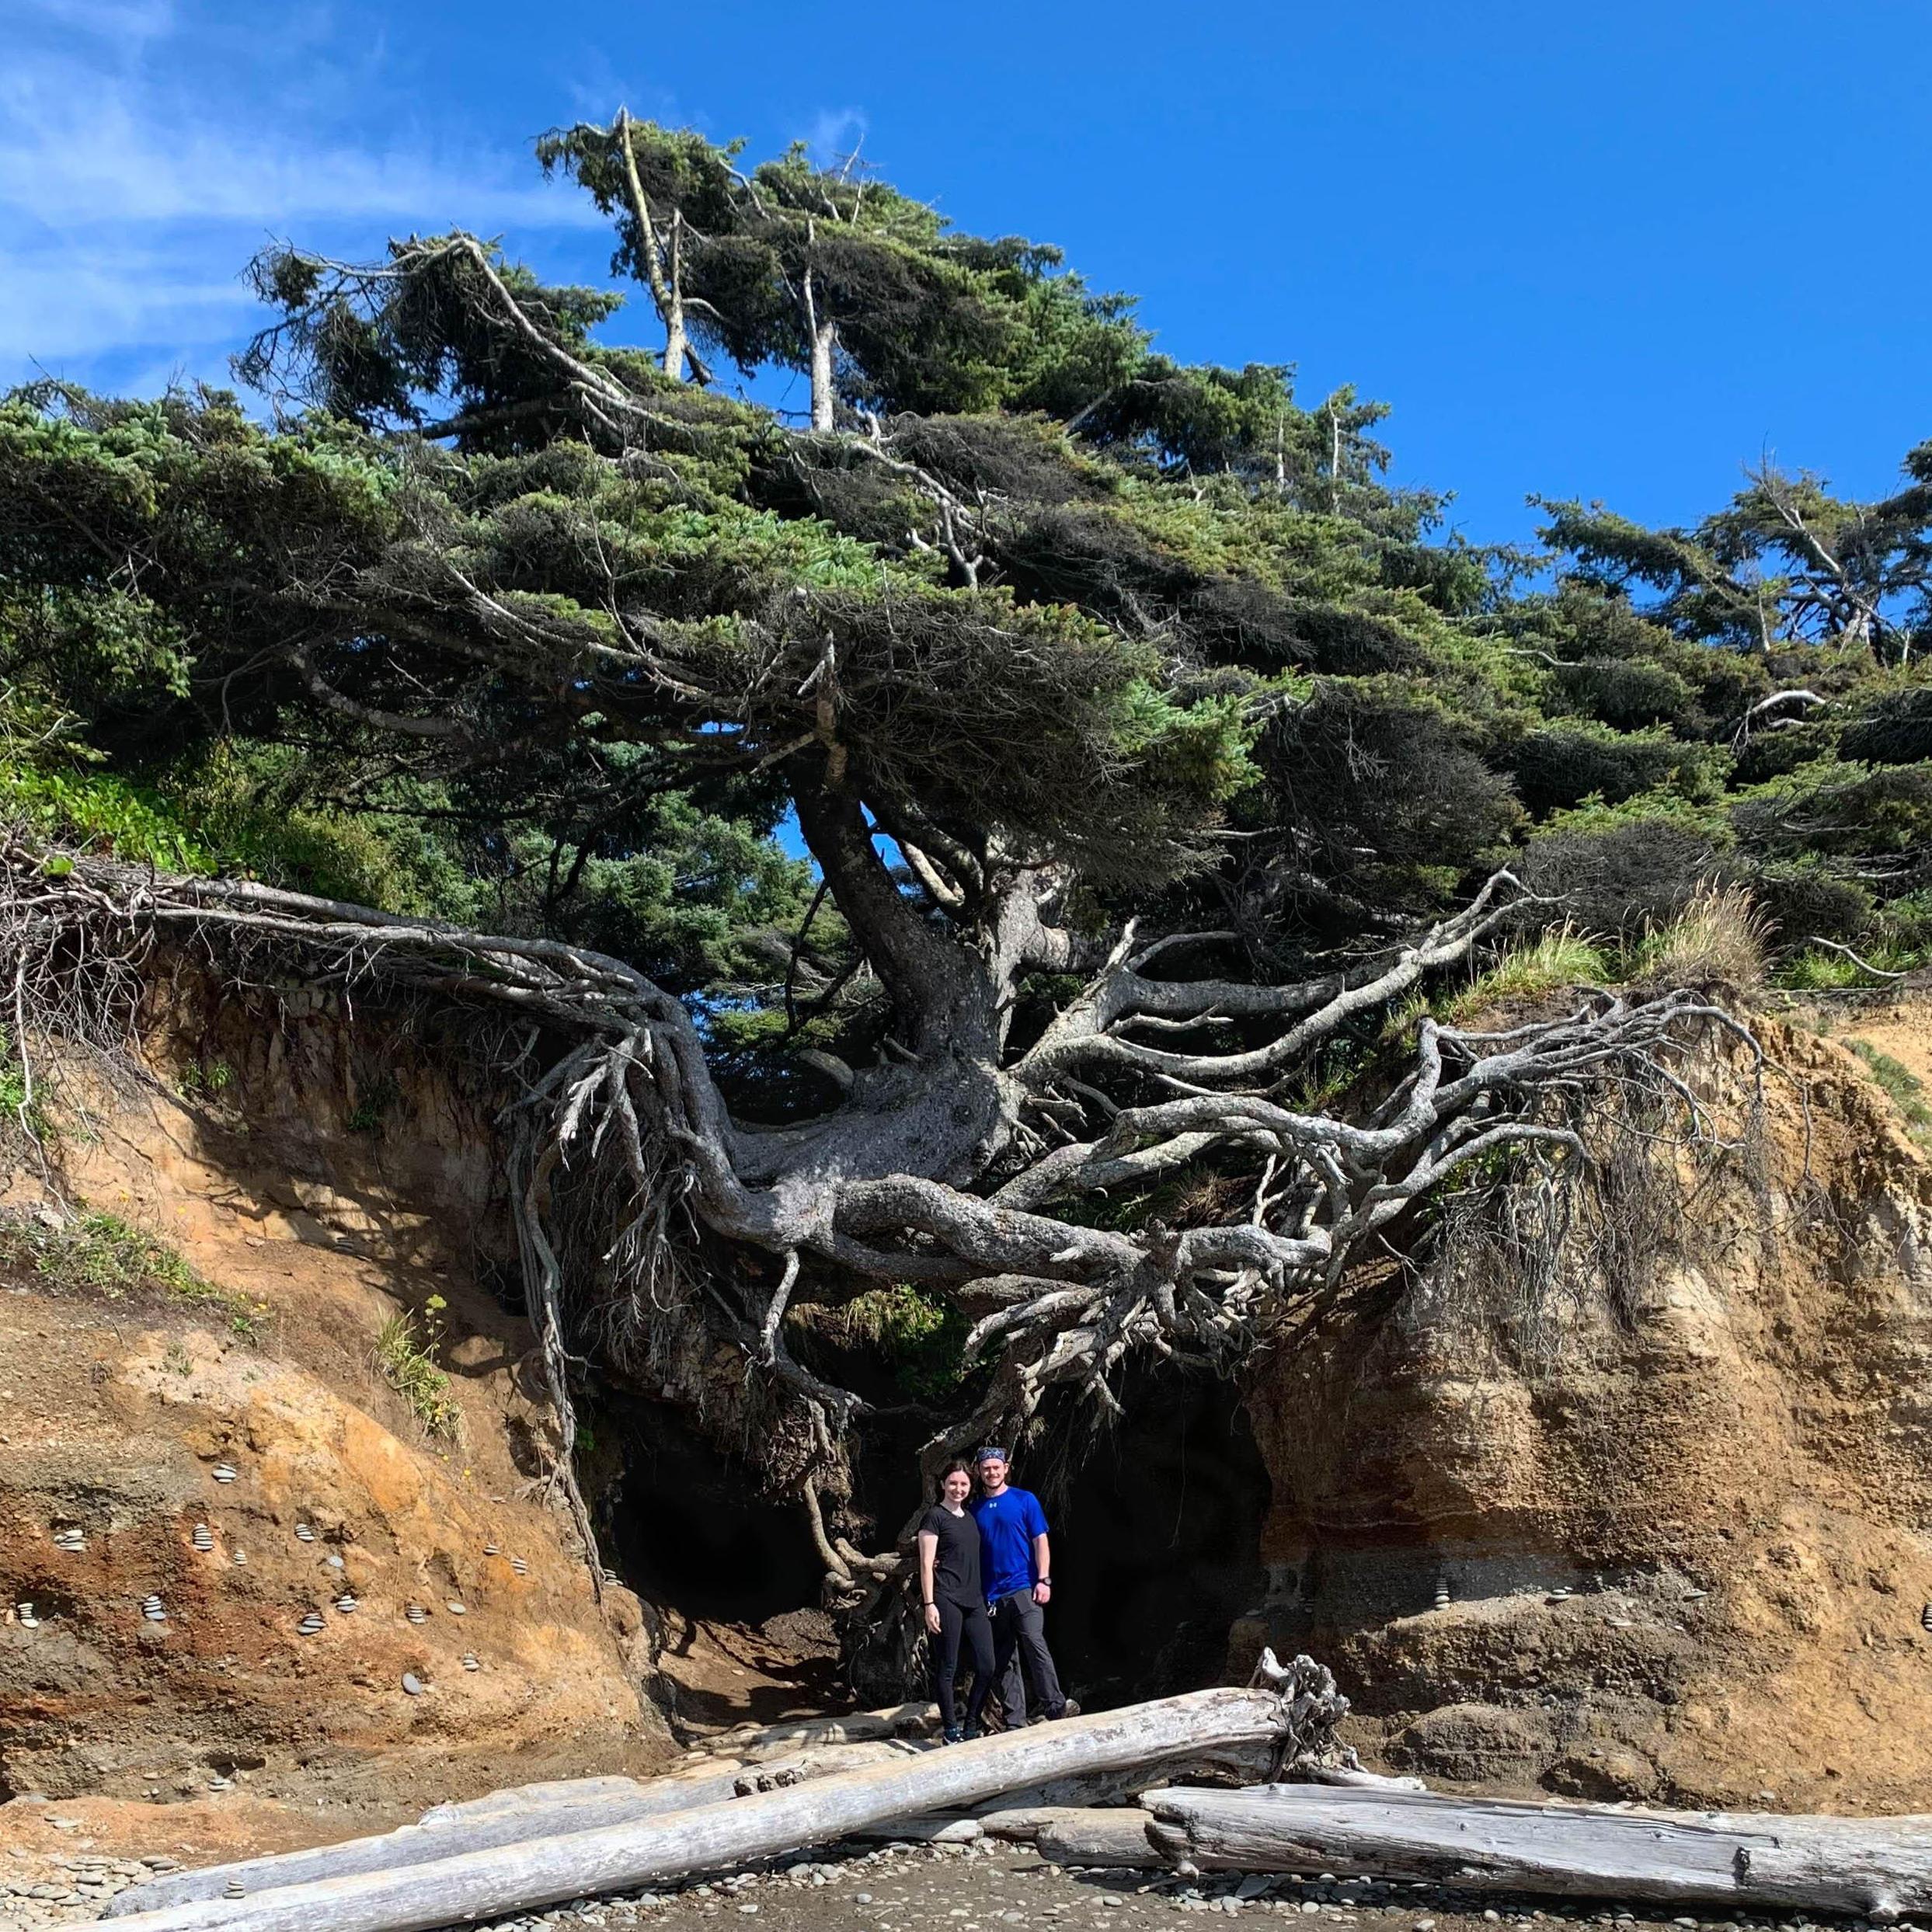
[{"xmin": 919, "ymin": 1504, "xmax": 983, "ymax": 1606}]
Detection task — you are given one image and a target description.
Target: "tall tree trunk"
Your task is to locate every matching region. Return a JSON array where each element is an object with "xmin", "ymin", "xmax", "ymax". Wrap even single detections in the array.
[
  {"xmin": 613, "ymin": 109, "xmax": 707, "ymax": 385},
  {"xmin": 809, "ymin": 308, "xmax": 837, "ymax": 433},
  {"xmin": 663, "ymin": 210, "xmax": 689, "ymax": 381},
  {"xmin": 802, "ymin": 245, "xmax": 837, "ymax": 432}
]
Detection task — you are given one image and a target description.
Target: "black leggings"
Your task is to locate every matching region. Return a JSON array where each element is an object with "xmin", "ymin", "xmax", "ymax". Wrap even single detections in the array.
[{"xmin": 929, "ymin": 1595, "xmax": 995, "ymax": 1732}]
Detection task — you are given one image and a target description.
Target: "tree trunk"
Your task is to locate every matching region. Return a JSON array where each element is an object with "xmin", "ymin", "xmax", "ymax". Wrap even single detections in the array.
[
  {"xmin": 807, "ymin": 294, "xmax": 837, "ymax": 433},
  {"xmin": 1142, "ymin": 1784, "xmax": 1932, "ymax": 1923},
  {"xmin": 664, "ymin": 211, "xmax": 689, "ymax": 380},
  {"xmin": 108, "ymin": 1689, "xmax": 1289, "ymax": 1932}
]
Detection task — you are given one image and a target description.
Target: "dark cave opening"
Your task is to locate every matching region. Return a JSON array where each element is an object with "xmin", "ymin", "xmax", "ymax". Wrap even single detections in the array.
[
  {"xmin": 1040, "ymin": 1367, "xmax": 1271, "ymax": 1708},
  {"xmin": 595, "ymin": 1393, "xmax": 825, "ymax": 1623},
  {"xmin": 591, "ymin": 1366, "xmax": 1271, "ymax": 1714}
]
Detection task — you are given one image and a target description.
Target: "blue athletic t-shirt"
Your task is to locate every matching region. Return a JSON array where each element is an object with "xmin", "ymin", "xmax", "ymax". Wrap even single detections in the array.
[{"xmin": 968, "ymin": 1486, "xmax": 1049, "ymax": 1603}]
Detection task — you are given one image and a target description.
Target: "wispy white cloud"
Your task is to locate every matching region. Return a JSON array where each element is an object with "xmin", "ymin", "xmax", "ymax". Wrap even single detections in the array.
[
  {"xmin": 0, "ymin": 64, "xmax": 597, "ymax": 230},
  {"xmin": 18, "ymin": 0, "xmax": 175, "ymax": 44},
  {"xmin": 799, "ymin": 107, "xmax": 869, "ymax": 168},
  {"xmin": 0, "ymin": 249, "xmax": 244, "ymax": 371},
  {"xmin": 1, "ymin": 0, "xmax": 603, "ymax": 388}
]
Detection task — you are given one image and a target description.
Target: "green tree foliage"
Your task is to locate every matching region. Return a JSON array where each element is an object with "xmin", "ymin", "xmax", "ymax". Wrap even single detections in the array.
[
  {"xmin": 1537, "ymin": 447, "xmax": 1932, "ymax": 666},
  {"xmin": 3, "ymin": 108, "xmax": 1930, "ymax": 1079},
  {"xmin": 538, "ymin": 116, "xmax": 1147, "ymax": 431}
]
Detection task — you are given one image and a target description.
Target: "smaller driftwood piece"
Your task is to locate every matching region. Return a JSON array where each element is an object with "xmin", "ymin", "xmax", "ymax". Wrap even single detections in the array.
[
  {"xmin": 106, "ymin": 1748, "xmax": 920, "ymax": 1916},
  {"xmin": 1144, "ymin": 1784, "xmax": 1932, "ymax": 1923}
]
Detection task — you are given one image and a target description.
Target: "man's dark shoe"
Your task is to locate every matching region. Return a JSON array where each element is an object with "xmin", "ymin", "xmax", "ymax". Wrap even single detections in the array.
[{"xmin": 1060, "ymin": 1697, "xmax": 1081, "ymax": 1718}]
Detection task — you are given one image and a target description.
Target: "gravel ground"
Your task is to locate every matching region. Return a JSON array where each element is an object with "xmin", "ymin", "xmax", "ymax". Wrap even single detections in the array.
[
  {"xmin": 409, "ymin": 1833, "xmax": 1916, "ymax": 1932},
  {"xmin": 8, "ymin": 1822, "xmax": 1923, "ymax": 1932}
]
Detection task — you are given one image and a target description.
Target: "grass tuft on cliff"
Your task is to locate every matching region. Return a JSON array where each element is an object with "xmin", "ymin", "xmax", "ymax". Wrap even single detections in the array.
[
  {"xmin": 1631, "ymin": 882, "xmax": 1771, "ymax": 991},
  {"xmin": 1446, "ymin": 925, "xmax": 1612, "ymax": 1021},
  {"xmin": 0, "ymin": 1208, "xmax": 270, "ymax": 1340},
  {"xmin": 373, "ymin": 1299, "xmax": 461, "ymax": 1440}
]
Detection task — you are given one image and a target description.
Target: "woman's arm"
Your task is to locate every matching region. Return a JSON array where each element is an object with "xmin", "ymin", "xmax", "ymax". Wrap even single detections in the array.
[{"xmin": 917, "ymin": 1530, "xmax": 942, "ymax": 1634}]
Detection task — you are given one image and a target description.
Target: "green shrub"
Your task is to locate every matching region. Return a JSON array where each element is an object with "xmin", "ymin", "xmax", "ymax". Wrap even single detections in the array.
[
  {"xmin": 1550, "ymin": 657, "xmax": 1694, "ymax": 730},
  {"xmin": 1774, "ymin": 938, "xmax": 1924, "ymax": 990},
  {"xmin": 1505, "ymin": 726, "xmax": 1709, "ymax": 816},
  {"xmin": 0, "ymin": 760, "xmax": 212, "ymax": 871},
  {"xmin": 1774, "ymin": 949, "xmax": 1869, "ymax": 991},
  {"xmin": 374, "ymin": 1297, "xmax": 460, "ymax": 1439},
  {"xmin": 346, "ymin": 1074, "xmax": 400, "ymax": 1133},
  {"xmin": 155, "ymin": 740, "xmax": 482, "ymax": 918},
  {"xmin": 1744, "ymin": 858, "xmax": 1875, "ymax": 945},
  {"xmin": 0, "ymin": 1025, "xmax": 33, "ymax": 1130},
  {"xmin": 1841, "ymin": 688, "xmax": 1932, "ymax": 767},
  {"xmin": 1519, "ymin": 807, "xmax": 1728, "ymax": 938},
  {"xmin": 177, "ymin": 1058, "xmax": 235, "ymax": 1098},
  {"xmin": 822, "ymin": 1284, "xmax": 970, "ymax": 1398}
]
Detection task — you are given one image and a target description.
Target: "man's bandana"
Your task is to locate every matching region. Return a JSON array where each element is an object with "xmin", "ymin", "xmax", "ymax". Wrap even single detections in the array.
[{"xmin": 974, "ymin": 1446, "xmax": 1008, "ymax": 1464}]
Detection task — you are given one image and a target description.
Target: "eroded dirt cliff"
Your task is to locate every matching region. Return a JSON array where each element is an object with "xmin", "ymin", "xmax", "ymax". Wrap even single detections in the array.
[
  {"xmin": 0, "ymin": 978, "xmax": 674, "ymax": 1823},
  {"xmin": 1239, "ymin": 999, "xmax": 1932, "ymax": 1812},
  {"xmin": 9, "ymin": 973, "xmax": 1932, "ymax": 1860}
]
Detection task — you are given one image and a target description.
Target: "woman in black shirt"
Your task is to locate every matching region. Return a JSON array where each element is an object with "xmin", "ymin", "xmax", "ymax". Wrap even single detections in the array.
[{"xmin": 917, "ymin": 1460, "xmax": 995, "ymax": 1742}]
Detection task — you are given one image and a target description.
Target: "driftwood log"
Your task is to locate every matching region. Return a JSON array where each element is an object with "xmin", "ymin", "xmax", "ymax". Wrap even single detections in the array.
[
  {"xmin": 1144, "ymin": 1784, "xmax": 1932, "ymax": 1922},
  {"xmin": 1036, "ymin": 1811, "xmax": 1166, "ymax": 1868},
  {"xmin": 108, "ymin": 1686, "xmax": 1292, "ymax": 1932},
  {"xmin": 107, "ymin": 1746, "xmax": 918, "ymax": 1916},
  {"xmin": 116, "ymin": 1733, "xmax": 1285, "ymax": 1916}
]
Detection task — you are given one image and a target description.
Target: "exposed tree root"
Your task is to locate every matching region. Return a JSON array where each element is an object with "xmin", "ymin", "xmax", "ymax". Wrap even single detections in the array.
[{"xmin": 0, "ymin": 835, "xmax": 1758, "ymax": 1666}]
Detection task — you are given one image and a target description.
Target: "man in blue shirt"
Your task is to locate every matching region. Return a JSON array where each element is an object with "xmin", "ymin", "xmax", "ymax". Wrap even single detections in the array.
[{"xmin": 967, "ymin": 1446, "xmax": 1070, "ymax": 1730}]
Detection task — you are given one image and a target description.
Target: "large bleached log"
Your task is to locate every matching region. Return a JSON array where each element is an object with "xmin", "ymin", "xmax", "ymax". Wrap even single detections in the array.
[
  {"xmin": 1142, "ymin": 1784, "xmax": 1932, "ymax": 1922},
  {"xmin": 116, "ymin": 1725, "xmax": 1269, "ymax": 1916},
  {"xmin": 110, "ymin": 1745, "xmax": 918, "ymax": 1916},
  {"xmin": 109, "ymin": 1686, "xmax": 1290, "ymax": 1932}
]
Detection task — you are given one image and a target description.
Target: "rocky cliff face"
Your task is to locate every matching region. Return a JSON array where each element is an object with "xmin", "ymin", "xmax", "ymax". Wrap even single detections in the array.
[
  {"xmin": 0, "ymin": 979, "xmax": 672, "ymax": 1816},
  {"xmin": 1237, "ymin": 1004, "xmax": 1932, "ymax": 1812}
]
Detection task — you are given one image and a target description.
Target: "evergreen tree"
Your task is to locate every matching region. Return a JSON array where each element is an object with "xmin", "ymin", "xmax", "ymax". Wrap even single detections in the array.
[{"xmin": 3, "ymin": 114, "xmax": 1928, "ymax": 1673}]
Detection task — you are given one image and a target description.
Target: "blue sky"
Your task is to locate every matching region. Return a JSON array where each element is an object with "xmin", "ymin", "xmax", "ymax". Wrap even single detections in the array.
[{"xmin": 6, "ymin": 0, "xmax": 1930, "ymax": 547}]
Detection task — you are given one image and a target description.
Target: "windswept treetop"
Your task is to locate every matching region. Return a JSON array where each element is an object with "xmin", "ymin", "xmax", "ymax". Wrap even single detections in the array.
[{"xmin": 2, "ymin": 111, "xmax": 1928, "ymax": 1669}]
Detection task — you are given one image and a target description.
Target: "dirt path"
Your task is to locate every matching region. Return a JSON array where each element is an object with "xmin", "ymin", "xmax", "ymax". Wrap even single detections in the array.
[{"xmin": 1842, "ymin": 995, "xmax": 1932, "ymax": 1098}]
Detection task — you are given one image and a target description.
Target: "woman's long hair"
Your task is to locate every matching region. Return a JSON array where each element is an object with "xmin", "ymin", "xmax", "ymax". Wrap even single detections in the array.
[{"xmin": 935, "ymin": 1457, "xmax": 974, "ymax": 1501}]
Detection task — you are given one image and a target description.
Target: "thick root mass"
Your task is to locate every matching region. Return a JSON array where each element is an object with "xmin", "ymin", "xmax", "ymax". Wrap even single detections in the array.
[{"xmin": 0, "ymin": 838, "xmax": 1754, "ymax": 1641}]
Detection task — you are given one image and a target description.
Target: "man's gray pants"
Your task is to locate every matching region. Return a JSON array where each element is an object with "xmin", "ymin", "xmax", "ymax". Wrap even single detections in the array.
[{"xmin": 990, "ymin": 1588, "xmax": 1066, "ymax": 1727}]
